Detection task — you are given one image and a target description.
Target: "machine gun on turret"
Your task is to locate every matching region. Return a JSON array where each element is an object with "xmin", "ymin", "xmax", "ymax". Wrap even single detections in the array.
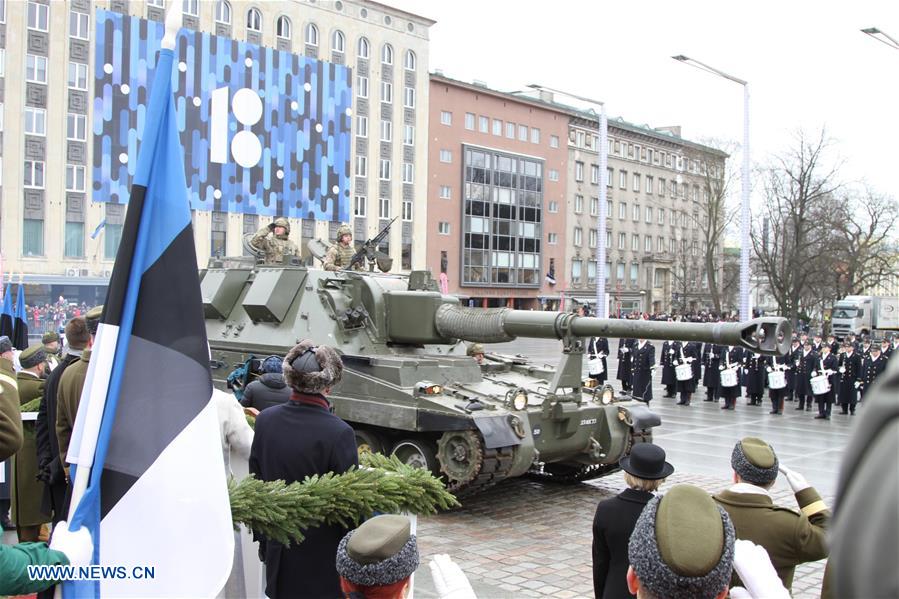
[{"xmin": 349, "ymin": 216, "xmax": 397, "ymax": 272}]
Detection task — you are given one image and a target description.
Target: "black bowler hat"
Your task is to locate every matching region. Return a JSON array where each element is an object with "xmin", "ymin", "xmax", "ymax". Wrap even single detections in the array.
[{"xmin": 620, "ymin": 443, "xmax": 675, "ymax": 480}]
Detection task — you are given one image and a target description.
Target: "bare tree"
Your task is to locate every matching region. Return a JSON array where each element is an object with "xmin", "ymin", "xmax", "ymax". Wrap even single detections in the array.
[
  {"xmin": 668, "ymin": 244, "xmax": 702, "ymax": 314},
  {"xmin": 831, "ymin": 189, "xmax": 899, "ymax": 296},
  {"xmin": 751, "ymin": 129, "xmax": 843, "ymax": 327}
]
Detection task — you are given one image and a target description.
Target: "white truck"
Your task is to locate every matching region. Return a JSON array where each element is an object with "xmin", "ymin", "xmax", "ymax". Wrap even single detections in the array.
[{"xmin": 831, "ymin": 295, "xmax": 899, "ymax": 338}]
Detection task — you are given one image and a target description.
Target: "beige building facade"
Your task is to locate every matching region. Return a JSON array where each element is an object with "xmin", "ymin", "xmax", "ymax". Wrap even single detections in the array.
[{"xmin": 0, "ymin": 0, "xmax": 431, "ymax": 304}]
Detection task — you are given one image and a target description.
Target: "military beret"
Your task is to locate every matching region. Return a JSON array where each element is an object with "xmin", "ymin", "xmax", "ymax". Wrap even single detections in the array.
[
  {"xmin": 42, "ymin": 331, "xmax": 60, "ymax": 344},
  {"xmin": 85, "ymin": 305, "xmax": 103, "ymax": 335},
  {"xmin": 0, "ymin": 336, "xmax": 12, "ymax": 354},
  {"xmin": 732, "ymin": 437, "xmax": 779, "ymax": 485},
  {"xmin": 19, "ymin": 344, "xmax": 48, "ymax": 369},
  {"xmin": 628, "ymin": 484, "xmax": 735, "ymax": 599},
  {"xmin": 336, "ymin": 515, "xmax": 419, "ymax": 587},
  {"xmin": 283, "ymin": 340, "xmax": 343, "ymax": 394}
]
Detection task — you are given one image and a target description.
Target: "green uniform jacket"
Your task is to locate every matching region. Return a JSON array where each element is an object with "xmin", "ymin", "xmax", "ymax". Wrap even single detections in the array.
[
  {"xmin": 250, "ymin": 226, "xmax": 300, "ymax": 264},
  {"xmin": 0, "ymin": 542, "xmax": 69, "ymax": 596},
  {"xmin": 714, "ymin": 487, "xmax": 830, "ymax": 591},
  {"xmin": 12, "ymin": 372, "xmax": 49, "ymax": 527},
  {"xmin": 0, "ymin": 357, "xmax": 22, "ymax": 461},
  {"xmin": 56, "ymin": 350, "xmax": 90, "ymax": 472}
]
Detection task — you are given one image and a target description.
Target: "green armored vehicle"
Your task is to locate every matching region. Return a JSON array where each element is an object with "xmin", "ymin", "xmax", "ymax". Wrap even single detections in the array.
[{"xmin": 202, "ymin": 254, "xmax": 790, "ymax": 495}]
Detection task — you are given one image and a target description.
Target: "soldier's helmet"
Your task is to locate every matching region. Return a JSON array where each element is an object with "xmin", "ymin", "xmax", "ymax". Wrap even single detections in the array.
[
  {"xmin": 273, "ymin": 217, "xmax": 291, "ymax": 234},
  {"xmin": 467, "ymin": 343, "xmax": 485, "ymax": 357},
  {"xmin": 337, "ymin": 224, "xmax": 353, "ymax": 241}
]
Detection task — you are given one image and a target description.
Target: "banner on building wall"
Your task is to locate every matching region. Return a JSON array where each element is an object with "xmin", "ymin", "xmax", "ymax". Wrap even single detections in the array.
[{"xmin": 92, "ymin": 10, "xmax": 352, "ymax": 221}]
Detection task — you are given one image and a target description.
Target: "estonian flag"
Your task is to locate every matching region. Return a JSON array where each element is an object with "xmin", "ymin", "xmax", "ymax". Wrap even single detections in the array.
[
  {"xmin": 13, "ymin": 284, "xmax": 28, "ymax": 350},
  {"xmin": 63, "ymin": 22, "xmax": 233, "ymax": 598},
  {"xmin": 0, "ymin": 284, "xmax": 12, "ymax": 340}
]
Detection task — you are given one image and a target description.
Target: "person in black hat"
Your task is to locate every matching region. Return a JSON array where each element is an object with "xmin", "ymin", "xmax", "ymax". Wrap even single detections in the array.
[
  {"xmin": 240, "ymin": 355, "xmax": 290, "ymax": 413},
  {"xmin": 592, "ymin": 443, "xmax": 674, "ymax": 599},
  {"xmin": 249, "ymin": 340, "xmax": 358, "ymax": 598}
]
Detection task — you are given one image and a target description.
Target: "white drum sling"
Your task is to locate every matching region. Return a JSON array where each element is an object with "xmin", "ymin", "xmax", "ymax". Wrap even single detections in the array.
[
  {"xmin": 768, "ymin": 370, "xmax": 787, "ymax": 390},
  {"xmin": 675, "ymin": 363, "xmax": 693, "ymax": 381}
]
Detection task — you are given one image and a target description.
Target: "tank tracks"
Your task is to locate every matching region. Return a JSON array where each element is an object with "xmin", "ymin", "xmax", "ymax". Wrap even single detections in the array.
[
  {"xmin": 448, "ymin": 444, "xmax": 516, "ymax": 498},
  {"xmin": 527, "ymin": 428, "xmax": 651, "ymax": 484}
]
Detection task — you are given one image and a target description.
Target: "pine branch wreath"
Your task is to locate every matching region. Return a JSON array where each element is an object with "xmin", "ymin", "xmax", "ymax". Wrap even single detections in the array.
[{"xmin": 229, "ymin": 452, "xmax": 459, "ymax": 546}]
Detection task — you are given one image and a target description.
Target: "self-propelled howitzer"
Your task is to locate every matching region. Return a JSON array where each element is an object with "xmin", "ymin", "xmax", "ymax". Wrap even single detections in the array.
[{"xmin": 203, "ymin": 261, "xmax": 791, "ymax": 495}]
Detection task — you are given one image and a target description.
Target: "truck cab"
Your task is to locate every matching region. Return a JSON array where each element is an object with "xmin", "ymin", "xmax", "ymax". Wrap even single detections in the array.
[{"xmin": 832, "ymin": 296, "xmax": 874, "ymax": 338}]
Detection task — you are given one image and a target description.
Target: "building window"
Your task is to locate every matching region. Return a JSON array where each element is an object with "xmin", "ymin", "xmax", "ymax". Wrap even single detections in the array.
[
  {"xmin": 379, "ymin": 120, "xmax": 392, "ymax": 142},
  {"xmin": 67, "ymin": 114, "xmax": 87, "ymax": 141},
  {"xmin": 356, "ymin": 115, "xmax": 368, "ymax": 138},
  {"xmin": 439, "ymin": 185, "xmax": 451, "ymax": 199},
  {"xmin": 404, "ymin": 50, "xmax": 416, "ymax": 71},
  {"xmin": 26, "ymin": 54, "xmax": 48, "ymax": 84},
  {"xmin": 439, "ymin": 149, "xmax": 452, "ymax": 163},
  {"xmin": 380, "ymin": 81, "xmax": 393, "ymax": 105},
  {"xmin": 550, "ymin": 135, "xmax": 559, "ymax": 148},
  {"xmin": 181, "ymin": 0, "xmax": 199, "ymax": 16},
  {"xmin": 0, "ymin": 0, "xmax": 5, "ymax": 23},
  {"xmin": 68, "ymin": 62, "xmax": 88, "ymax": 90},
  {"xmin": 210, "ymin": 230, "xmax": 227, "ymax": 257},
  {"xmin": 548, "ymin": 169, "xmax": 559, "ymax": 182},
  {"xmin": 478, "ymin": 115, "xmax": 489, "ymax": 133},
  {"xmin": 246, "ymin": 8, "xmax": 262, "ymax": 32},
  {"xmin": 64, "ymin": 222, "xmax": 84, "ymax": 258},
  {"xmin": 402, "ymin": 199, "xmax": 413, "ymax": 221},
  {"xmin": 589, "ymin": 228, "xmax": 598, "ymax": 248},
  {"xmin": 631, "ymin": 234, "xmax": 639, "ymax": 251},
  {"xmin": 572, "ymin": 260, "xmax": 582, "ymax": 284},
  {"xmin": 492, "ymin": 119, "xmax": 502, "ymax": 136},
  {"xmin": 616, "ymin": 262, "xmax": 625, "ymax": 281},
  {"xmin": 606, "ymin": 231, "xmax": 612, "ymax": 248},
  {"xmin": 440, "ymin": 111, "xmax": 452, "ymax": 126},
  {"xmin": 403, "ymin": 86, "xmax": 416, "ymax": 108},
  {"xmin": 66, "ymin": 165, "xmax": 86, "ymax": 192},
  {"xmin": 645, "ymin": 206, "xmax": 653, "ymax": 224},
  {"xmin": 548, "ymin": 201, "xmax": 558, "ymax": 213},
  {"xmin": 381, "ymin": 43, "xmax": 393, "ymax": 65},
  {"xmin": 633, "ymin": 204, "xmax": 640, "ymax": 221},
  {"xmin": 505, "ymin": 122, "xmax": 515, "ymax": 139},
  {"xmin": 575, "ymin": 161, "xmax": 584, "ymax": 182},
  {"xmin": 24, "ymin": 160, "xmax": 45, "ymax": 188},
  {"xmin": 148, "ymin": 0, "xmax": 165, "ymax": 6},
  {"xmin": 518, "ymin": 124, "xmax": 528, "ymax": 141},
  {"xmin": 657, "ymin": 236, "xmax": 665, "ymax": 252},
  {"xmin": 464, "ymin": 112, "xmax": 475, "ymax": 130},
  {"xmin": 332, "ymin": 30, "xmax": 345, "ymax": 53},
  {"xmin": 25, "ymin": 108, "xmax": 47, "ymax": 136},
  {"xmin": 27, "ymin": 1, "xmax": 49, "ymax": 31},
  {"xmin": 215, "ymin": 1, "xmax": 231, "ymax": 24},
  {"xmin": 659, "ymin": 178, "xmax": 666, "ymax": 195},
  {"xmin": 658, "ymin": 208, "xmax": 665, "ymax": 225},
  {"xmin": 104, "ymin": 223, "xmax": 123, "ymax": 259},
  {"xmin": 23, "ymin": 219, "xmax": 44, "ymax": 256},
  {"xmin": 379, "ymin": 159, "xmax": 391, "ymax": 180},
  {"xmin": 70, "ymin": 11, "xmax": 90, "ymax": 39},
  {"xmin": 645, "ymin": 235, "xmax": 652, "ymax": 252},
  {"xmin": 633, "ymin": 173, "xmax": 641, "ymax": 192},
  {"xmin": 618, "ymin": 232, "xmax": 626, "ymax": 249},
  {"xmin": 646, "ymin": 175, "xmax": 653, "ymax": 194},
  {"xmin": 590, "ymin": 197, "xmax": 599, "ymax": 216},
  {"xmin": 378, "ymin": 197, "xmax": 390, "ymax": 218},
  {"xmin": 548, "ymin": 233, "xmax": 558, "ymax": 245},
  {"xmin": 574, "ymin": 227, "xmax": 583, "ymax": 246},
  {"xmin": 403, "ymin": 124, "xmax": 414, "ymax": 146},
  {"xmin": 607, "ymin": 199, "xmax": 612, "ymax": 214},
  {"xmin": 574, "ymin": 194, "xmax": 583, "ymax": 213},
  {"xmin": 355, "ymin": 156, "xmax": 367, "ymax": 177},
  {"xmin": 354, "ymin": 195, "xmax": 366, "ymax": 217},
  {"xmin": 356, "ymin": 75, "xmax": 369, "ymax": 98},
  {"xmin": 619, "ymin": 170, "xmax": 627, "ymax": 189},
  {"xmin": 671, "ymin": 181, "xmax": 678, "ymax": 197},
  {"xmin": 531, "ymin": 128, "xmax": 540, "ymax": 144},
  {"xmin": 0, "ymin": 49, "xmax": 4, "ymax": 77},
  {"xmin": 357, "ymin": 37, "xmax": 370, "ymax": 58},
  {"xmin": 438, "ymin": 222, "xmax": 450, "ymax": 235},
  {"xmin": 402, "ymin": 162, "xmax": 414, "ymax": 184},
  {"xmin": 618, "ymin": 202, "xmax": 627, "ymax": 220}
]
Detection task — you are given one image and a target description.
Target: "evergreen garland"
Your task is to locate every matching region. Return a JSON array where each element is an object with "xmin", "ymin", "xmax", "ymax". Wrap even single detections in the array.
[{"xmin": 229, "ymin": 452, "xmax": 458, "ymax": 546}]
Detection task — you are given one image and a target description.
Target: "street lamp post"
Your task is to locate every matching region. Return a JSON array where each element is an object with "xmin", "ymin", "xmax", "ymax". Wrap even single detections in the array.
[
  {"xmin": 672, "ymin": 55, "xmax": 751, "ymax": 322},
  {"xmin": 527, "ymin": 84, "xmax": 608, "ymax": 318},
  {"xmin": 861, "ymin": 27, "xmax": 899, "ymax": 51}
]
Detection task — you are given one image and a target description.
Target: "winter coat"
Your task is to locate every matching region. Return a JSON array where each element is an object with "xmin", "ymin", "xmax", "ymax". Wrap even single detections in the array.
[
  {"xmin": 12, "ymin": 372, "xmax": 49, "ymax": 527},
  {"xmin": 587, "ymin": 337, "xmax": 609, "ymax": 385},
  {"xmin": 676, "ymin": 342, "xmax": 701, "ymax": 394},
  {"xmin": 629, "ymin": 342, "xmax": 655, "ymax": 402},
  {"xmin": 240, "ymin": 373, "xmax": 291, "ymax": 412},
  {"xmin": 837, "ymin": 352, "xmax": 862, "ymax": 404},
  {"xmin": 593, "ymin": 488, "xmax": 654, "ymax": 599},
  {"xmin": 616, "ymin": 339, "xmax": 634, "ymax": 385},
  {"xmin": 702, "ymin": 344, "xmax": 723, "ymax": 388},
  {"xmin": 794, "ymin": 349, "xmax": 818, "ymax": 398},
  {"xmin": 660, "ymin": 341, "xmax": 679, "ymax": 386},
  {"xmin": 742, "ymin": 352, "xmax": 767, "ymax": 396}
]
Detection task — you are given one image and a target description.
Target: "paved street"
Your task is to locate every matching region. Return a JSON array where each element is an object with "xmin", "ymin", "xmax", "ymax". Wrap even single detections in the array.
[{"xmin": 412, "ymin": 337, "xmax": 852, "ymax": 598}]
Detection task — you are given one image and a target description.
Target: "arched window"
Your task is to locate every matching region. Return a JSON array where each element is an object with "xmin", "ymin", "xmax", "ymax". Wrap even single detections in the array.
[
  {"xmin": 357, "ymin": 36, "xmax": 370, "ymax": 59},
  {"xmin": 278, "ymin": 16, "xmax": 293, "ymax": 40},
  {"xmin": 332, "ymin": 30, "xmax": 345, "ymax": 53},
  {"xmin": 404, "ymin": 49, "xmax": 416, "ymax": 71},
  {"xmin": 303, "ymin": 22, "xmax": 318, "ymax": 45},
  {"xmin": 381, "ymin": 43, "xmax": 393, "ymax": 65},
  {"xmin": 246, "ymin": 8, "xmax": 261, "ymax": 32},
  {"xmin": 214, "ymin": 0, "xmax": 231, "ymax": 25}
]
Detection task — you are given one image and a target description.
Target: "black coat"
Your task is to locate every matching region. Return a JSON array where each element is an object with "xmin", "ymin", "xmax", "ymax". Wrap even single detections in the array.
[
  {"xmin": 859, "ymin": 354, "xmax": 887, "ymax": 397},
  {"xmin": 703, "ymin": 344, "xmax": 723, "ymax": 388},
  {"xmin": 742, "ymin": 352, "xmax": 766, "ymax": 395},
  {"xmin": 630, "ymin": 342, "xmax": 655, "ymax": 402},
  {"xmin": 36, "ymin": 352, "xmax": 80, "ymax": 520},
  {"xmin": 241, "ymin": 373, "xmax": 291, "ymax": 412},
  {"xmin": 661, "ymin": 341, "xmax": 680, "ymax": 386},
  {"xmin": 718, "ymin": 347, "xmax": 744, "ymax": 400},
  {"xmin": 812, "ymin": 353, "xmax": 839, "ymax": 401},
  {"xmin": 587, "ymin": 337, "xmax": 610, "ymax": 384},
  {"xmin": 617, "ymin": 338, "xmax": 634, "ymax": 384},
  {"xmin": 249, "ymin": 396, "xmax": 359, "ymax": 599},
  {"xmin": 794, "ymin": 350, "xmax": 818, "ymax": 398},
  {"xmin": 593, "ymin": 488, "xmax": 655, "ymax": 599},
  {"xmin": 837, "ymin": 351, "xmax": 862, "ymax": 404},
  {"xmin": 676, "ymin": 342, "xmax": 701, "ymax": 393}
]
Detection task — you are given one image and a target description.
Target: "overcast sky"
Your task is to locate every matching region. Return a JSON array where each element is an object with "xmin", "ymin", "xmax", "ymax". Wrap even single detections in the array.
[{"xmin": 392, "ymin": 0, "xmax": 899, "ymax": 201}]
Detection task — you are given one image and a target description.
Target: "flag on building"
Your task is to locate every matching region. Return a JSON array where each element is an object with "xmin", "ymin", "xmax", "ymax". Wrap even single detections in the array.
[
  {"xmin": 13, "ymin": 283, "xmax": 28, "ymax": 350},
  {"xmin": 63, "ymin": 42, "xmax": 233, "ymax": 597},
  {"xmin": 0, "ymin": 284, "xmax": 12, "ymax": 340},
  {"xmin": 91, "ymin": 219, "xmax": 107, "ymax": 240}
]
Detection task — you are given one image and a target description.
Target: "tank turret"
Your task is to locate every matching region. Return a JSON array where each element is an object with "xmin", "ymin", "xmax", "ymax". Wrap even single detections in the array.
[{"xmin": 204, "ymin": 263, "xmax": 790, "ymax": 495}]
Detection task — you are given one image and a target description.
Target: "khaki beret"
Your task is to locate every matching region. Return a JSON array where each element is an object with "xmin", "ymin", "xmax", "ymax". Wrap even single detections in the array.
[
  {"xmin": 42, "ymin": 331, "xmax": 60, "ymax": 344},
  {"xmin": 336, "ymin": 515, "xmax": 420, "ymax": 587},
  {"xmin": 347, "ymin": 514, "xmax": 411, "ymax": 565},
  {"xmin": 85, "ymin": 306, "xmax": 104, "ymax": 321},
  {"xmin": 19, "ymin": 344, "xmax": 48, "ymax": 369}
]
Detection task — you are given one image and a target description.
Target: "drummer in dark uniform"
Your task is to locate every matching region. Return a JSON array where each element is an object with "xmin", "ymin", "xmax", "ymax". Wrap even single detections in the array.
[
  {"xmin": 675, "ymin": 341, "xmax": 701, "ymax": 406},
  {"xmin": 837, "ymin": 341, "xmax": 862, "ymax": 415},
  {"xmin": 785, "ymin": 337, "xmax": 801, "ymax": 404},
  {"xmin": 742, "ymin": 350, "xmax": 766, "ymax": 407},
  {"xmin": 629, "ymin": 339, "xmax": 655, "ymax": 404},
  {"xmin": 616, "ymin": 338, "xmax": 634, "ymax": 392},
  {"xmin": 660, "ymin": 339, "xmax": 679, "ymax": 399},
  {"xmin": 587, "ymin": 337, "xmax": 610, "ymax": 386},
  {"xmin": 811, "ymin": 343, "xmax": 838, "ymax": 420},
  {"xmin": 765, "ymin": 351, "xmax": 793, "ymax": 415},
  {"xmin": 702, "ymin": 343, "xmax": 723, "ymax": 402},
  {"xmin": 718, "ymin": 346, "xmax": 744, "ymax": 410},
  {"xmin": 827, "ymin": 334, "xmax": 839, "ymax": 355},
  {"xmin": 859, "ymin": 342, "xmax": 886, "ymax": 401},
  {"xmin": 795, "ymin": 340, "xmax": 818, "ymax": 412}
]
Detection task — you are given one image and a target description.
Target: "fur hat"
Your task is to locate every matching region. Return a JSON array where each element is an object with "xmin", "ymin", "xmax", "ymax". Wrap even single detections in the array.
[
  {"xmin": 283, "ymin": 340, "xmax": 343, "ymax": 393},
  {"xmin": 732, "ymin": 437, "xmax": 779, "ymax": 485},
  {"xmin": 336, "ymin": 515, "xmax": 419, "ymax": 587},
  {"xmin": 19, "ymin": 345, "xmax": 48, "ymax": 369},
  {"xmin": 0, "ymin": 336, "xmax": 13, "ymax": 354},
  {"xmin": 42, "ymin": 331, "xmax": 60, "ymax": 344}
]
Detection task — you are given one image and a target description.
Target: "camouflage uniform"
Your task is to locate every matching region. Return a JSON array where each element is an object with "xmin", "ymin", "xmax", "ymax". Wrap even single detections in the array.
[
  {"xmin": 323, "ymin": 224, "xmax": 362, "ymax": 271},
  {"xmin": 251, "ymin": 217, "xmax": 300, "ymax": 264}
]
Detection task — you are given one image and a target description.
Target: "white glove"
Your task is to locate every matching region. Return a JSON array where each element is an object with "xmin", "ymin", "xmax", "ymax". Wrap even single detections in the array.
[
  {"xmin": 731, "ymin": 540, "xmax": 790, "ymax": 598},
  {"xmin": 839, "ymin": 366, "xmax": 845, "ymax": 374},
  {"xmin": 621, "ymin": 348, "xmax": 629, "ymax": 354},
  {"xmin": 766, "ymin": 367, "xmax": 773, "ymax": 373},
  {"xmin": 429, "ymin": 554, "xmax": 477, "ymax": 599},
  {"xmin": 779, "ymin": 465, "xmax": 811, "ymax": 493},
  {"xmin": 720, "ymin": 365, "xmax": 725, "ymax": 371},
  {"xmin": 669, "ymin": 349, "xmax": 675, "ymax": 354},
  {"xmin": 50, "ymin": 520, "xmax": 94, "ymax": 567},
  {"xmin": 854, "ymin": 381, "xmax": 861, "ymax": 389}
]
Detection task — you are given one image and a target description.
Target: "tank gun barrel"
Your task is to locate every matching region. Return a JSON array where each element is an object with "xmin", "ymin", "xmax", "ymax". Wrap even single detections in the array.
[{"xmin": 434, "ymin": 305, "xmax": 790, "ymax": 356}]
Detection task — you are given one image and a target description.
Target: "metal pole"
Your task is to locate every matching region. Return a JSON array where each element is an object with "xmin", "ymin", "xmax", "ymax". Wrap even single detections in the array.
[
  {"xmin": 596, "ymin": 105, "xmax": 608, "ymax": 318},
  {"xmin": 740, "ymin": 83, "xmax": 750, "ymax": 321}
]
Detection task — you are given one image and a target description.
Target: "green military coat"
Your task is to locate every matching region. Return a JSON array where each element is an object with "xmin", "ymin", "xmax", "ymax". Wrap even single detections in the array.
[
  {"xmin": 56, "ymin": 350, "xmax": 91, "ymax": 471},
  {"xmin": 714, "ymin": 486, "xmax": 830, "ymax": 591},
  {"xmin": 12, "ymin": 371, "xmax": 49, "ymax": 527},
  {"xmin": 0, "ymin": 357, "xmax": 22, "ymax": 461},
  {"xmin": 0, "ymin": 542, "xmax": 69, "ymax": 595}
]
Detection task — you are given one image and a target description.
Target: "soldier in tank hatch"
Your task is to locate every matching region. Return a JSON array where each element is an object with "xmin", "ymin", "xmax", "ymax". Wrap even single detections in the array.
[
  {"xmin": 323, "ymin": 224, "xmax": 363, "ymax": 271},
  {"xmin": 251, "ymin": 217, "xmax": 300, "ymax": 265}
]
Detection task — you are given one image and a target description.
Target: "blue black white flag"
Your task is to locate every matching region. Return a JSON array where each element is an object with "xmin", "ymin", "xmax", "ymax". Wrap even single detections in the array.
[
  {"xmin": 64, "ymin": 42, "xmax": 233, "ymax": 597},
  {"xmin": 90, "ymin": 219, "xmax": 107, "ymax": 240},
  {"xmin": 13, "ymin": 284, "xmax": 28, "ymax": 350},
  {"xmin": 0, "ymin": 284, "xmax": 12, "ymax": 340}
]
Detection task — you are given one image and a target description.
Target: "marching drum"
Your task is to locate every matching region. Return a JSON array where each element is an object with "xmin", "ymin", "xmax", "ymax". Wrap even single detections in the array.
[
  {"xmin": 587, "ymin": 357, "xmax": 604, "ymax": 375},
  {"xmin": 768, "ymin": 370, "xmax": 787, "ymax": 390},
  {"xmin": 810, "ymin": 374, "xmax": 831, "ymax": 395},
  {"xmin": 675, "ymin": 363, "xmax": 693, "ymax": 381},
  {"xmin": 720, "ymin": 367, "xmax": 739, "ymax": 388}
]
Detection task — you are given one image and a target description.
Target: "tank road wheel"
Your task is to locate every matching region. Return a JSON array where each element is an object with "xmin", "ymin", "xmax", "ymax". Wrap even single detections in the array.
[
  {"xmin": 436, "ymin": 431, "xmax": 484, "ymax": 491},
  {"xmin": 391, "ymin": 438, "xmax": 439, "ymax": 474},
  {"xmin": 355, "ymin": 428, "xmax": 385, "ymax": 457}
]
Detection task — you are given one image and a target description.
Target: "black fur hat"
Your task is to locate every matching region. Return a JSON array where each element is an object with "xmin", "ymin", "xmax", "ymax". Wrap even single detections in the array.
[{"xmin": 283, "ymin": 340, "xmax": 343, "ymax": 394}]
